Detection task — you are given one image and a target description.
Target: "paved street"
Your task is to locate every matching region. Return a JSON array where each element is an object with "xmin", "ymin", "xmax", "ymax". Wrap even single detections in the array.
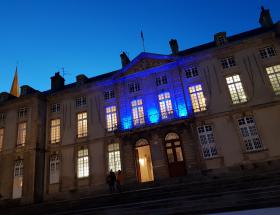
[{"xmin": 210, "ymin": 207, "xmax": 280, "ymax": 215}]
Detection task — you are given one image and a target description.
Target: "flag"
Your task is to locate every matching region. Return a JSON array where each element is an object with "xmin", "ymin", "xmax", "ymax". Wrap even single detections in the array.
[{"xmin": 10, "ymin": 66, "xmax": 19, "ymax": 97}]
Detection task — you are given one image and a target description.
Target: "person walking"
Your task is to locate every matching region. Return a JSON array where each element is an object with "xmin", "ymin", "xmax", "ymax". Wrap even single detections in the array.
[
  {"xmin": 108, "ymin": 169, "xmax": 116, "ymax": 193},
  {"xmin": 116, "ymin": 170, "xmax": 124, "ymax": 192}
]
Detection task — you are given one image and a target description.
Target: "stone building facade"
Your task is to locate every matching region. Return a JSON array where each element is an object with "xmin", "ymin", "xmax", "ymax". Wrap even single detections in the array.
[{"xmin": 0, "ymin": 7, "xmax": 280, "ymax": 204}]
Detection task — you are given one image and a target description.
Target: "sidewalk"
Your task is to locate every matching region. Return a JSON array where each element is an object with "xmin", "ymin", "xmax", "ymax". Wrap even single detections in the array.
[{"xmin": 210, "ymin": 207, "xmax": 280, "ymax": 215}]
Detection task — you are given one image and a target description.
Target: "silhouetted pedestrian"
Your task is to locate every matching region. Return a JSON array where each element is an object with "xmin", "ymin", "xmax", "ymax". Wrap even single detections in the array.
[{"xmin": 116, "ymin": 170, "xmax": 124, "ymax": 192}]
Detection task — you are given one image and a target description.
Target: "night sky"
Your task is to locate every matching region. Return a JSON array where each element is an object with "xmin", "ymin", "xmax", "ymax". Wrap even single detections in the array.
[{"xmin": 0, "ymin": 0, "xmax": 279, "ymax": 93}]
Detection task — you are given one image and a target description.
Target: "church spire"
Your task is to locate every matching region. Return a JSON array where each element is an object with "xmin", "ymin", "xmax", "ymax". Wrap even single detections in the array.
[{"xmin": 10, "ymin": 66, "xmax": 19, "ymax": 97}]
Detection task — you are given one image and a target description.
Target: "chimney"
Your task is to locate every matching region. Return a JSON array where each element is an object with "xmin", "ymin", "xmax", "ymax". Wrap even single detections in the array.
[
  {"xmin": 169, "ymin": 39, "xmax": 179, "ymax": 55},
  {"xmin": 259, "ymin": 6, "xmax": 273, "ymax": 28},
  {"xmin": 120, "ymin": 52, "xmax": 130, "ymax": 67},
  {"xmin": 51, "ymin": 72, "xmax": 65, "ymax": 91},
  {"xmin": 76, "ymin": 74, "xmax": 88, "ymax": 87}
]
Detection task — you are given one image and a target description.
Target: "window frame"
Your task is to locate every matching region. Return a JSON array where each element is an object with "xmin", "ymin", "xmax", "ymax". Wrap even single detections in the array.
[
  {"xmin": 75, "ymin": 96, "xmax": 87, "ymax": 108},
  {"xmin": 188, "ymin": 84, "xmax": 207, "ymax": 113},
  {"xmin": 77, "ymin": 148, "xmax": 89, "ymax": 178},
  {"xmin": 185, "ymin": 67, "xmax": 199, "ymax": 79},
  {"xmin": 158, "ymin": 92, "xmax": 173, "ymax": 119},
  {"xmin": 197, "ymin": 125, "xmax": 218, "ymax": 159},
  {"xmin": 0, "ymin": 128, "xmax": 4, "ymax": 152},
  {"xmin": 265, "ymin": 65, "xmax": 280, "ymax": 95},
  {"xmin": 77, "ymin": 112, "xmax": 88, "ymax": 138},
  {"xmin": 128, "ymin": 82, "xmax": 140, "ymax": 93},
  {"xmin": 221, "ymin": 56, "xmax": 236, "ymax": 69},
  {"xmin": 49, "ymin": 154, "xmax": 60, "ymax": 184},
  {"xmin": 17, "ymin": 122, "xmax": 27, "ymax": 147},
  {"xmin": 226, "ymin": 74, "xmax": 247, "ymax": 104},
  {"xmin": 50, "ymin": 118, "xmax": 61, "ymax": 144},
  {"xmin": 131, "ymin": 99, "xmax": 145, "ymax": 126},
  {"xmin": 106, "ymin": 106, "xmax": 118, "ymax": 132},
  {"xmin": 108, "ymin": 143, "xmax": 122, "ymax": 172},
  {"xmin": 259, "ymin": 46, "xmax": 277, "ymax": 59}
]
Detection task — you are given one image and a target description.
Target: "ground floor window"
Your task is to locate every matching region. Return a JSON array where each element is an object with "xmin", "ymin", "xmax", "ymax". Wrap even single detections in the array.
[
  {"xmin": 13, "ymin": 160, "xmax": 23, "ymax": 199},
  {"xmin": 108, "ymin": 143, "xmax": 121, "ymax": 172},
  {"xmin": 77, "ymin": 148, "xmax": 89, "ymax": 178},
  {"xmin": 197, "ymin": 125, "xmax": 218, "ymax": 158}
]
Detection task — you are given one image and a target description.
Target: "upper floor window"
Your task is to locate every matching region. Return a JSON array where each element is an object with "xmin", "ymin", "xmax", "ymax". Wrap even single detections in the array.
[
  {"xmin": 0, "ymin": 128, "xmax": 4, "ymax": 152},
  {"xmin": 259, "ymin": 46, "xmax": 276, "ymax": 59},
  {"xmin": 131, "ymin": 99, "xmax": 145, "ymax": 126},
  {"xmin": 49, "ymin": 154, "xmax": 60, "ymax": 184},
  {"xmin": 77, "ymin": 112, "xmax": 87, "ymax": 138},
  {"xmin": 128, "ymin": 82, "xmax": 140, "ymax": 93},
  {"xmin": 50, "ymin": 119, "xmax": 60, "ymax": 144},
  {"xmin": 106, "ymin": 106, "xmax": 118, "ymax": 132},
  {"xmin": 266, "ymin": 65, "xmax": 280, "ymax": 95},
  {"xmin": 158, "ymin": 92, "xmax": 173, "ymax": 119},
  {"xmin": 76, "ymin": 96, "xmax": 87, "ymax": 108},
  {"xmin": 77, "ymin": 148, "xmax": 89, "ymax": 178},
  {"xmin": 18, "ymin": 108, "xmax": 28, "ymax": 118},
  {"xmin": 156, "ymin": 75, "xmax": 168, "ymax": 86},
  {"xmin": 226, "ymin": 75, "xmax": 247, "ymax": 104},
  {"xmin": 197, "ymin": 125, "xmax": 218, "ymax": 158},
  {"xmin": 221, "ymin": 56, "xmax": 236, "ymax": 69},
  {"xmin": 188, "ymin": 84, "xmax": 207, "ymax": 112},
  {"xmin": 108, "ymin": 143, "xmax": 121, "ymax": 172},
  {"xmin": 51, "ymin": 103, "xmax": 60, "ymax": 113},
  {"xmin": 185, "ymin": 67, "xmax": 198, "ymax": 78},
  {"xmin": 0, "ymin": 113, "xmax": 6, "ymax": 122},
  {"xmin": 238, "ymin": 116, "xmax": 263, "ymax": 152},
  {"xmin": 104, "ymin": 90, "xmax": 115, "ymax": 100},
  {"xmin": 17, "ymin": 122, "xmax": 27, "ymax": 146}
]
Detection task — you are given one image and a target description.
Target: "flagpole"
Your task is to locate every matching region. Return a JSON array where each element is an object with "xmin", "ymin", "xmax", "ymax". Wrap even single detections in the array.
[{"xmin": 141, "ymin": 30, "xmax": 146, "ymax": 52}]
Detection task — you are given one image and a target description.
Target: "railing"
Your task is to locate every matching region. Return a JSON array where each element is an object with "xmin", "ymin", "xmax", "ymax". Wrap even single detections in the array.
[{"xmin": 110, "ymin": 108, "xmax": 191, "ymax": 133}]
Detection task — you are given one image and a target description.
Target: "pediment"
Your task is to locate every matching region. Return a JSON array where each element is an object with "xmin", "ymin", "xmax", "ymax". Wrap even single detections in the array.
[{"xmin": 118, "ymin": 53, "xmax": 177, "ymax": 77}]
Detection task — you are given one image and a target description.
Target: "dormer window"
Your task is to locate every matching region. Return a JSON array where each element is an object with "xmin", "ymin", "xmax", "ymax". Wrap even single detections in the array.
[
  {"xmin": 214, "ymin": 32, "xmax": 227, "ymax": 46},
  {"xmin": 128, "ymin": 82, "xmax": 140, "ymax": 93},
  {"xmin": 221, "ymin": 56, "xmax": 236, "ymax": 69},
  {"xmin": 76, "ymin": 96, "xmax": 87, "ymax": 108},
  {"xmin": 156, "ymin": 75, "xmax": 167, "ymax": 86},
  {"xmin": 104, "ymin": 90, "xmax": 115, "ymax": 100},
  {"xmin": 185, "ymin": 67, "xmax": 198, "ymax": 78},
  {"xmin": 18, "ymin": 108, "xmax": 28, "ymax": 118},
  {"xmin": 259, "ymin": 46, "xmax": 276, "ymax": 59}
]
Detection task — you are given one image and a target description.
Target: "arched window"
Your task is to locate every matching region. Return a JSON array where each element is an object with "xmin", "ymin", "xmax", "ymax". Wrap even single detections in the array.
[
  {"xmin": 136, "ymin": 138, "xmax": 149, "ymax": 147},
  {"xmin": 165, "ymin": 132, "xmax": 179, "ymax": 141}
]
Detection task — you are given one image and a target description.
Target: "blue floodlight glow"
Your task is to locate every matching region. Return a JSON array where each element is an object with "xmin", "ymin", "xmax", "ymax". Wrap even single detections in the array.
[
  {"xmin": 178, "ymin": 103, "xmax": 188, "ymax": 117},
  {"xmin": 122, "ymin": 116, "xmax": 132, "ymax": 130},
  {"xmin": 148, "ymin": 108, "xmax": 160, "ymax": 124}
]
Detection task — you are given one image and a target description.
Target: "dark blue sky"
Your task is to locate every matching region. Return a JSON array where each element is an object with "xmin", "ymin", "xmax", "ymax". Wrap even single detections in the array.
[{"xmin": 0, "ymin": 0, "xmax": 279, "ymax": 93}]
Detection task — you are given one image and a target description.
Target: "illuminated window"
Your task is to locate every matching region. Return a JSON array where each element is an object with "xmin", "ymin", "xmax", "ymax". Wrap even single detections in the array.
[
  {"xmin": 156, "ymin": 75, "xmax": 167, "ymax": 86},
  {"xmin": 221, "ymin": 56, "xmax": 236, "ymax": 69},
  {"xmin": 158, "ymin": 92, "xmax": 173, "ymax": 119},
  {"xmin": 259, "ymin": 46, "xmax": 276, "ymax": 59},
  {"xmin": 77, "ymin": 149, "xmax": 89, "ymax": 178},
  {"xmin": 238, "ymin": 116, "xmax": 263, "ymax": 152},
  {"xmin": 226, "ymin": 75, "xmax": 247, "ymax": 104},
  {"xmin": 18, "ymin": 107, "xmax": 28, "ymax": 118},
  {"xmin": 17, "ymin": 122, "xmax": 27, "ymax": 146},
  {"xmin": 197, "ymin": 125, "xmax": 218, "ymax": 158},
  {"xmin": 77, "ymin": 112, "xmax": 87, "ymax": 138},
  {"xmin": 104, "ymin": 90, "xmax": 115, "ymax": 100},
  {"xmin": 128, "ymin": 82, "xmax": 140, "ymax": 93},
  {"xmin": 185, "ymin": 67, "xmax": 198, "ymax": 78},
  {"xmin": 188, "ymin": 84, "xmax": 207, "ymax": 112},
  {"xmin": 108, "ymin": 143, "xmax": 121, "ymax": 172},
  {"xmin": 106, "ymin": 106, "xmax": 118, "ymax": 131},
  {"xmin": 0, "ymin": 128, "xmax": 4, "ymax": 152},
  {"xmin": 76, "ymin": 96, "xmax": 87, "ymax": 108},
  {"xmin": 131, "ymin": 99, "xmax": 145, "ymax": 126},
  {"xmin": 266, "ymin": 65, "xmax": 280, "ymax": 95},
  {"xmin": 13, "ymin": 160, "xmax": 23, "ymax": 199},
  {"xmin": 51, "ymin": 103, "xmax": 60, "ymax": 113},
  {"xmin": 49, "ymin": 154, "xmax": 60, "ymax": 184},
  {"xmin": 50, "ymin": 119, "xmax": 60, "ymax": 144}
]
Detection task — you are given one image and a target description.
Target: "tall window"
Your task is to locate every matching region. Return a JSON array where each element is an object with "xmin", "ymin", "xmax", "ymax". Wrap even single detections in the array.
[
  {"xmin": 50, "ymin": 119, "xmax": 60, "ymax": 144},
  {"xmin": 49, "ymin": 154, "xmax": 60, "ymax": 184},
  {"xmin": 0, "ymin": 113, "xmax": 6, "ymax": 122},
  {"xmin": 108, "ymin": 143, "xmax": 121, "ymax": 172},
  {"xmin": 18, "ymin": 107, "xmax": 28, "ymax": 118},
  {"xmin": 17, "ymin": 122, "xmax": 27, "ymax": 146},
  {"xmin": 0, "ymin": 128, "xmax": 4, "ymax": 152},
  {"xmin": 259, "ymin": 46, "xmax": 276, "ymax": 59},
  {"xmin": 13, "ymin": 160, "xmax": 23, "ymax": 199},
  {"xmin": 266, "ymin": 65, "xmax": 280, "ymax": 95},
  {"xmin": 128, "ymin": 82, "xmax": 140, "ymax": 93},
  {"xmin": 185, "ymin": 67, "xmax": 198, "ymax": 78},
  {"xmin": 106, "ymin": 106, "xmax": 118, "ymax": 131},
  {"xmin": 189, "ymin": 84, "xmax": 207, "ymax": 112},
  {"xmin": 226, "ymin": 74, "xmax": 247, "ymax": 104},
  {"xmin": 77, "ymin": 148, "xmax": 89, "ymax": 178},
  {"xmin": 51, "ymin": 103, "xmax": 60, "ymax": 113},
  {"xmin": 131, "ymin": 99, "xmax": 145, "ymax": 126},
  {"xmin": 76, "ymin": 96, "xmax": 87, "ymax": 108},
  {"xmin": 221, "ymin": 56, "xmax": 236, "ymax": 69},
  {"xmin": 197, "ymin": 125, "xmax": 218, "ymax": 158},
  {"xmin": 156, "ymin": 75, "xmax": 168, "ymax": 86},
  {"xmin": 104, "ymin": 90, "xmax": 115, "ymax": 100},
  {"xmin": 158, "ymin": 92, "xmax": 173, "ymax": 119},
  {"xmin": 238, "ymin": 116, "xmax": 263, "ymax": 152},
  {"xmin": 77, "ymin": 112, "xmax": 87, "ymax": 138}
]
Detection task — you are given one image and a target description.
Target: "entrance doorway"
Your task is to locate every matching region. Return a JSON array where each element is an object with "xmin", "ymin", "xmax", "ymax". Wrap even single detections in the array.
[
  {"xmin": 165, "ymin": 133, "xmax": 186, "ymax": 177},
  {"xmin": 135, "ymin": 139, "xmax": 154, "ymax": 183}
]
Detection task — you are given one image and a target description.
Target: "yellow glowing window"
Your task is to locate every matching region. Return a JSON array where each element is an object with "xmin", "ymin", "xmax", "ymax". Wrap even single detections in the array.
[
  {"xmin": 17, "ymin": 122, "xmax": 26, "ymax": 146},
  {"xmin": 108, "ymin": 143, "xmax": 121, "ymax": 172},
  {"xmin": 226, "ymin": 75, "xmax": 247, "ymax": 104},
  {"xmin": 106, "ymin": 106, "xmax": 118, "ymax": 131},
  {"xmin": 188, "ymin": 84, "xmax": 207, "ymax": 113},
  {"xmin": 77, "ymin": 149, "xmax": 89, "ymax": 178},
  {"xmin": 50, "ymin": 119, "xmax": 60, "ymax": 144},
  {"xmin": 158, "ymin": 92, "xmax": 173, "ymax": 119},
  {"xmin": 266, "ymin": 65, "xmax": 280, "ymax": 95},
  {"xmin": 77, "ymin": 112, "xmax": 87, "ymax": 138},
  {"xmin": 131, "ymin": 99, "xmax": 145, "ymax": 126}
]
